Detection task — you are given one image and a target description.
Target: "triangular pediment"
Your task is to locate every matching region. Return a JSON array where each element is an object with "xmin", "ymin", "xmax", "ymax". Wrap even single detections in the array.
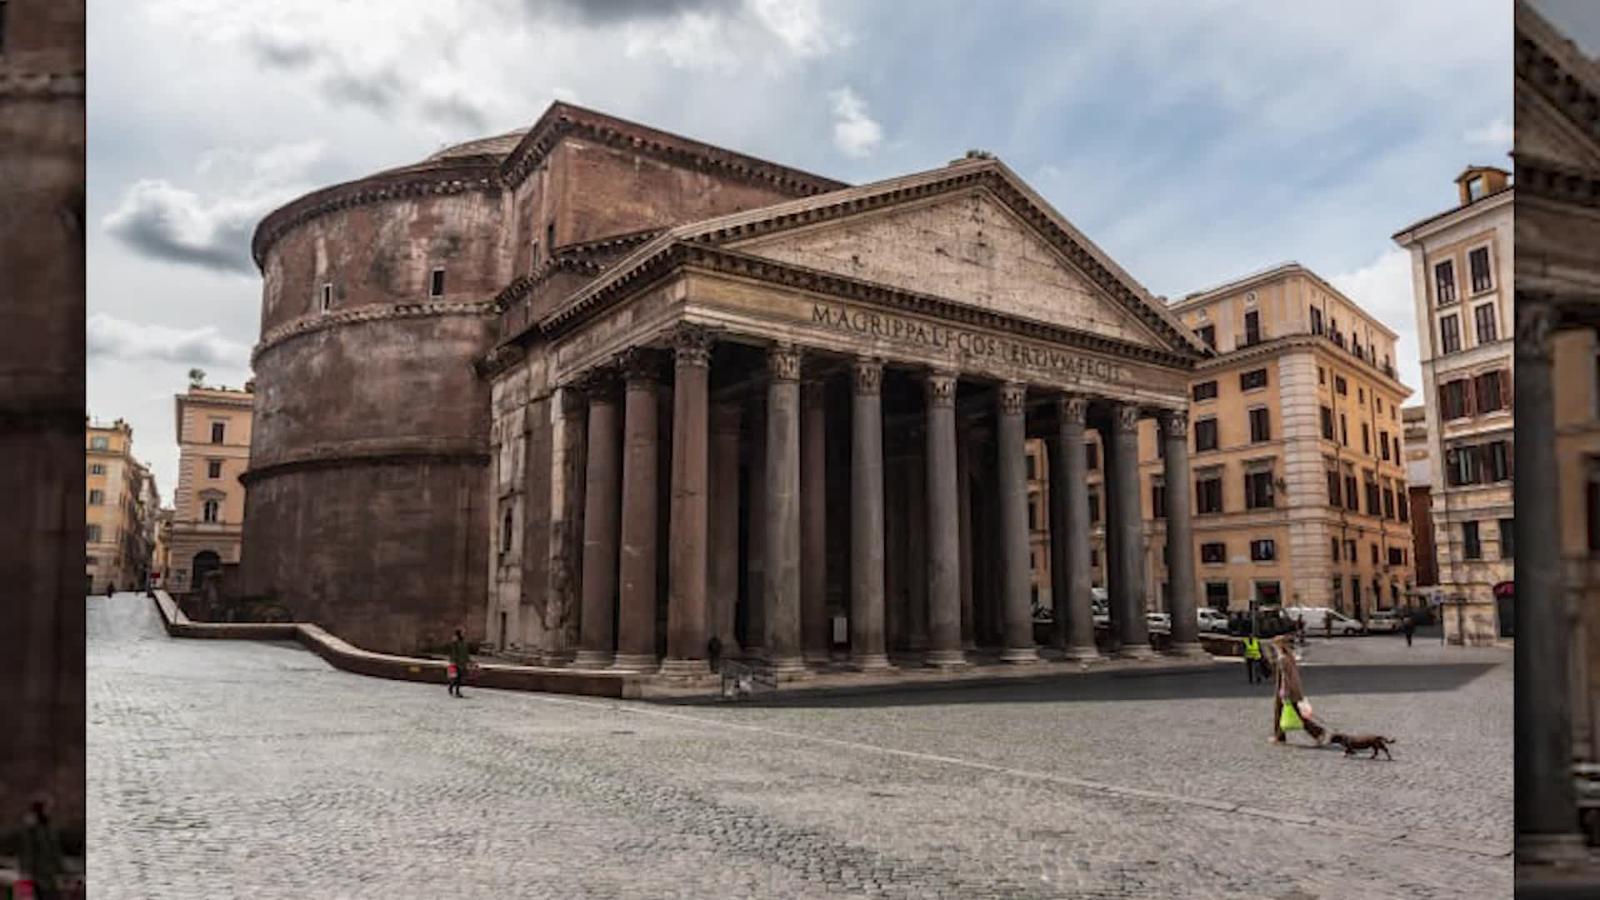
[{"xmin": 724, "ymin": 188, "xmax": 1172, "ymax": 350}]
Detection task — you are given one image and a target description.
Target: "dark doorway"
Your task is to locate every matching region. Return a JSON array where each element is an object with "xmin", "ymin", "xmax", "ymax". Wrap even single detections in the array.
[
  {"xmin": 191, "ymin": 550, "xmax": 221, "ymax": 591},
  {"xmin": 1495, "ymin": 581, "xmax": 1514, "ymax": 638}
]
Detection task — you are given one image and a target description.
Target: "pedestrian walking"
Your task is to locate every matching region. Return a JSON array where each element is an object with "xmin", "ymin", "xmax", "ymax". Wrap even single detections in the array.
[
  {"xmin": 1402, "ymin": 614, "xmax": 1415, "ymax": 647},
  {"xmin": 19, "ymin": 798, "xmax": 65, "ymax": 900},
  {"xmin": 1295, "ymin": 614, "xmax": 1306, "ymax": 647},
  {"xmin": 1268, "ymin": 636, "xmax": 1327, "ymax": 746},
  {"xmin": 447, "ymin": 629, "xmax": 470, "ymax": 698},
  {"xmin": 1242, "ymin": 634, "xmax": 1264, "ymax": 684},
  {"xmin": 707, "ymin": 635, "xmax": 723, "ymax": 674}
]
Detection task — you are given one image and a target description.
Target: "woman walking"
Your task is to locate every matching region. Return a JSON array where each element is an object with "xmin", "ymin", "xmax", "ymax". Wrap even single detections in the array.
[{"xmin": 1269, "ymin": 636, "xmax": 1327, "ymax": 745}]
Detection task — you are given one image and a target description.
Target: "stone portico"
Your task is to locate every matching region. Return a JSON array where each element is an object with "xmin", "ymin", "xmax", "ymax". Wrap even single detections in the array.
[{"xmin": 486, "ymin": 157, "xmax": 1212, "ymax": 675}]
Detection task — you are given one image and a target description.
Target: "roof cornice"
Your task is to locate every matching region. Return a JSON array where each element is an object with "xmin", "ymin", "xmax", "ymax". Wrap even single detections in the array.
[
  {"xmin": 1198, "ymin": 333, "xmax": 1413, "ymax": 397},
  {"xmin": 1390, "ymin": 185, "xmax": 1512, "ymax": 243}
]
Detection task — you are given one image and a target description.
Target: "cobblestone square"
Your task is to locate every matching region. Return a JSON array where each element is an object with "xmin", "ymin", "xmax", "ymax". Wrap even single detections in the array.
[{"xmin": 88, "ymin": 595, "xmax": 1510, "ymax": 898}]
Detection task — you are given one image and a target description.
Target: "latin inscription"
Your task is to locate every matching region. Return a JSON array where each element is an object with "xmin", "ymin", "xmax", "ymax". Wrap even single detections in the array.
[{"xmin": 809, "ymin": 302, "xmax": 1129, "ymax": 383}]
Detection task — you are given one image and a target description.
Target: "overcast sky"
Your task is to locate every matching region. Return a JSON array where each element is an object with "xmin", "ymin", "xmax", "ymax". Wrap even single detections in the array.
[{"xmin": 87, "ymin": 0, "xmax": 1510, "ymax": 498}]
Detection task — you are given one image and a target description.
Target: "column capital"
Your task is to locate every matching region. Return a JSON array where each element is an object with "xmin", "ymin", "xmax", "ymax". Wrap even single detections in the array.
[
  {"xmin": 1158, "ymin": 408, "xmax": 1189, "ymax": 438},
  {"xmin": 670, "ymin": 323, "xmax": 715, "ymax": 368},
  {"xmin": 1516, "ymin": 297, "xmax": 1557, "ymax": 361},
  {"xmin": 575, "ymin": 368, "xmax": 620, "ymax": 402},
  {"xmin": 926, "ymin": 369, "xmax": 958, "ymax": 408},
  {"xmin": 1057, "ymin": 394, "xmax": 1088, "ymax": 425},
  {"xmin": 998, "ymin": 381, "xmax": 1027, "ymax": 416},
  {"xmin": 768, "ymin": 342, "xmax": 802, "ymax": 382},
  {"xmin": 1112, "ymin": 402, "xmax": 1140, "ymax": 434},
  {"xmin": 618, "ymin": 347, "xmax": 663, "ymax": 385},
  {"xmin": 852, "ymin": 357, "xmax": 884, "ymax": 396}
]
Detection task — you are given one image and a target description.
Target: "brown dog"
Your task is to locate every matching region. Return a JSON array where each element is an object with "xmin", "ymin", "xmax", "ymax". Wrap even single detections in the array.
[{"xmin": 1330, "ymin": 733, "xmax": 1396, "ymax": 760}]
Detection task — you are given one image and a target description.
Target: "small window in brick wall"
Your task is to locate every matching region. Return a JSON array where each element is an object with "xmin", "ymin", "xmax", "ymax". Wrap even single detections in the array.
[{"xmin": 430, "ymin": 268, "xmax": 446, "ymax": 298}]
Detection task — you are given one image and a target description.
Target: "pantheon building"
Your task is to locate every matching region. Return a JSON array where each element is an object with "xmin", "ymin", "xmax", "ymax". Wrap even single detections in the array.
[{"xmin": 242, "ymin": 102, "xmax": 1213, "ymax": 674}]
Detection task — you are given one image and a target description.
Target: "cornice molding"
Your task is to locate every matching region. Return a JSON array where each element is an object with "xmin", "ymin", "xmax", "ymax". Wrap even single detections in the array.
[
  {"xmin": 1517, "ymin": 155, "xmax": 1600, "ymax": 207},
  {"xmin": 0, "ymin": 68, "xmax": 84, "ymax": 99},
  {"xmin": 252, "ymin": 300, "xmax": 498, "ymax": 363},
  {"xmin": 240, "ymin": 447, "xmax": 490, "ymax": 486},
  {"xmin": 1197, "ymin": 333, "xmax": 1412, "ymax": 395}
]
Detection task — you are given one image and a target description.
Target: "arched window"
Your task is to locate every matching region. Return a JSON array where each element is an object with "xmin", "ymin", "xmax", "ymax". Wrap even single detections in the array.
[{"xmin": 203, "ymin": 499, "xmax": 220, "ymax": 523}]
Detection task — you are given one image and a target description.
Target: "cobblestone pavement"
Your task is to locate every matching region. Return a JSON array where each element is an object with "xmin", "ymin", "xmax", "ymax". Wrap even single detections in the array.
[{"xmin": 89, "ymin": 594, "xmax": 1510, "ymax": 898}]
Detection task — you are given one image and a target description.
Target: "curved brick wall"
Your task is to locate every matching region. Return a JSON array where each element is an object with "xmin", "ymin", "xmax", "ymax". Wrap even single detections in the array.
[{"xmin": 244, "ymin": 187, "xmax": 504, "ymax": 654}]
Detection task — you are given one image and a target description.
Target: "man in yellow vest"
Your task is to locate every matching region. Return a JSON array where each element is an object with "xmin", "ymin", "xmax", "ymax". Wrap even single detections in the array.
[{"xmin": 1242, "ymin": 635, "xmax": 1263, "ymax": 683}]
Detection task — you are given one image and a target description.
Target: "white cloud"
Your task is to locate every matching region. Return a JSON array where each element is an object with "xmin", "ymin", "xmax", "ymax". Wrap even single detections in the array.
[
  {"xmin": 1329, "ymin": 248, "xmax": 1424, "ymax": 398},
  {"xmin": 86, "ymin": 313, "xmax": 252, "ymax": 370},
  {"xmin": 1463, "ymin": 117, "xmax": 1512, "ymax": 149},
  {"xmin": 829, "ymin": 87, "xmax": 882, "ymax": 158}
]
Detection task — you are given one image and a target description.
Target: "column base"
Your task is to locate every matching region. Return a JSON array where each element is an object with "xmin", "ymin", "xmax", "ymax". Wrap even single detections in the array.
[
  {"xmin": 609, "ymin": 653, "xmax": 658, "ymax": 673},
  {"xmin": 1062, "ymin": 645, "xmax": 1103, "ymax": 663},
  {"xmin": 570, "ymin": 650, "xmax": 614, "ymax": 670},
  {"xmin": 658, "ymin": 658, "xmax": 711, "ymax": 678},
  {"xmin": 1517, "ymin": 833, "xmax": 1592, "ymax": 867},
  {"xmin": 803, "ymin": 649, "xmax": 832, "ymax": 665},
  {"xmin": 851, "ymin": 653, "xmax": 893, "ymax": 672},
  {"xmin": 1115, "ymin": 644, "xmax": 1157, "ymax": 660},
  {"xmin": 1164, "ymin": 642, "xmax": 1208, "ymax": 658},
  {"xmin": 923, "ymin": 648, "xmax": 969, "ymax": 669},
  {"xmin": 769, "ymin": 654, "xmax": 809, "ymax": 676},
  {"xmin": 999, "ymin": 646, "xmax": 1040, "ymax": 664}
]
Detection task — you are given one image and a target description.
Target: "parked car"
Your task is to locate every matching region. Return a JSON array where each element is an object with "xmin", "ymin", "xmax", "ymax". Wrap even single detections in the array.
[
  {"xmin": 1227, "ymin": 607, "xmax": 1295, "ymax": 638},
  {"xmin": 1145, "ymin": 612, "xmax": 1171, "ymax": 633},
  {"xmin": 1366, "ymin": 609, "xmax": 1404, "ymax": 633},
  {"xmin": 1283, "ymin": 606, "xmax": 1365, "ymax": 636},
  {"xmin": 1197, "ymin": 607, "xmax": 1230, "ymax": 634}
]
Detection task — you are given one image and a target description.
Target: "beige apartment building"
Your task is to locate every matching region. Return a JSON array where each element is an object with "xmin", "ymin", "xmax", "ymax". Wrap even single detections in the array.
[
  {"xmin": 1021, "ymin": 263, "xmax": 1415, "ymax": 619},
  {"xmin": 86, "ymin": 419, "xmax": 155, "ymax": 593},
  {"xmin": 167, "ymin": 384, "xmax": 254, "ymax": 594},
  {"xmin": 1392, "ymin": 166, "xmax": 1513, "ymax": 646}
]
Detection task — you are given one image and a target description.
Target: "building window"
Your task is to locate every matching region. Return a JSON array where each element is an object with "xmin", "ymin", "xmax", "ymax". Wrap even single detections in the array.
[
  {"xmin": 1398, "ymin": 491, "xmax": 1410, "ymax": 523},
  {"xmin": 1194, "ymin": 417, "xmax": 1218, "ymax": 453},
  {"xmin": 546, "ymin": 221, "xmax": 556, "ymax": 252},
  {"xmin": 1201, "ymin": 542, "xmax": 1226, "ymax": 564},
  {"xmin": 207, "ymin": 460, "xmax": 222, "ymax": 479},
  {"xmin": 1361, "ymin": 423, "xmax": 1370, "ymax": 455},
  {"xmin": 1467, "ymin": 176, "xmax": 1487, "ymax": 202},
  {"xmin": 1469, "ymin": 246, "xmax": 1493, "ymax": 293},
  {"xmin": 1475, "ymin": 370, "xmax": 1507, "ymax": 413},
  {"xmin": 1088, "ymin": 491, "xmax": 1100, "ymax": 524},
  {"xmin": 1484, "ymin": 440, "xmax": 1512, "ymax": 482},
  {"xmin": 1370, "ymin": 543, "xmax": 1379, "ymax": 565},
  {"xmin": 1310, "ymin": 306, "xmax": 1324, "ymax": 335},
  {"xmin": 1250, "ymin": 539, "xmax": 1276, "ymax": 562},
  {"xmin": 1150, "ymin": 478, "xmax": 1166, "ymax": 519},
  {"xmin": 90, "ymin": 436, "xmax": 108, "ymax": 450},
  {"xmin": 1434, "ymin": 260, "xmax": 1457, "ymax": 306},
  {"xmin": 1365, "ymin": 477, "xmax": 1380, "ymax": 516},
  {"xmin": 1358, "ymin": 387, "xmax": 1365, "ymax": 404},
  {"xmin": 1195, "ymin": 471, "xmax": 1223, "ymax": 515},
  {"xmin": 1025, "ymin": 454, "xmax": 1037, "ymax": 481},
  {"xmin": 1462, "ymin": 521, "xmax": 1481, "ymax": 560},
  {"xmin": 1085, "ymin": 442, "xmax": 1099, "ymax": 471},
  {"xmin": 1206, "ymin": 582, "xmax": 1230, "ymax": 610},
  {"xmin": 1192, "ymin": 380, "xmax": 1218, "ymax": 402},
  {"xmin": 1344, "ymin": 474, "xmax": 1359, "ymax": 512},
  {"xmin": 0, "ymin": 2, "xmax": 7, "ymax": 54},
  {"xmin": 1243, "ymin": 310, "xmax": 1261, "ymax": 346},
  {"xmin": 1331, "ymin": 537, "xmax": 1341, "ymax": 562},
  {"xmin": 1388, "ymin": 547, "xmax": 1405, "ymax": 566},
  {"xmin": 1439, "ymin": 314, "xmax": 1461, "ymax": 354},
  {"xmin": 1326, "ymin": 468, "xmax": 1342, "ymax": 507},
  {"xmin": 90, "ymin": 463, "xmax": 105, "ymax": 475},
  {"xmin": 89, "ymin": 489, "xmax": 104, "ymax": 505},
  {"xmin": 1248, "ymin": 407, "xmax": 1271, "ymax": 443},
  {"xmin": 1473, "ymin": 304, "xmax": 1498, "ymax": 344},
  {"xmin": 1590, "ymin": 460, "xmax": 1600, "ymax": 555},
  {"xmin": 1027, "ymin": 498, "xmax": 1039, "ymax": 531},
  {"xmin": 501, "ymin": 508, "xmax": 514, "ymax": 555},
  {"xmin": 1345, "ymin": 539, "xmax": 1357, "ymax": 562},
  {"xmin": 1240, "ymin": 368, "xmax": 1268, "ymax": 391},
  {"xmin": 1090, "ymin": 549, "xmax": 1099, "ymax": 568},
  {"xmin": 1334, "ymin": 375, "xmax": 1347, "ymax": 395},
  {"xmin": 1195, "ymin": 325, "xmax": 1215, "ymax": 349},
  {"xmin": 1379, "ymin": 431, "xmax": 1390, "ymax": 461},
  {"xmin": 202, "ymin": 499, "xmax": 220, "ymax": 523},
  {"xmin": 1339, "ymin": 413, "xmax": 1348, "ymax": 446},
  {"xmin": 1393, "ymin": 435, "xmax": 1402, "ymax": 461},
  {"xmin": 1375, "ymin": 396, "xmax": 1383, "ymax": 413},
  {"xmin": 1382, "ymin": 487, "xmax": 1395, "ymax": 519},
  {"xmin": 1439, "ymin": 379, "xmax": 1470, "ymax": 420},
  {"xmin": 1499, "ymin": 518, "xmax": 1514, "ymax": 560},
  {"xmin": 1245, "ymin": 470, "xmax": 1275, "ymax": 509},
  {"xmin": 87, "ymin": 524, "xmax": 102, "ymax": 542},
  {"xmin": 429, "ymin": 268, "xmax": 446, "ymax": 298},
  {"xmin": 1320, "ymin": 406, "xmax": 1334, "ymax": 440},
  {"xmin": 211, "ymin": 422, "xmax": 225, "ymax": 444},
  {"xmin": 320, "ymin": 283, "xmax": 333, "ymax": 314},
  {"xmin": 1446, "ymin": 445, "xmax": 1481, "ymax": 487}
]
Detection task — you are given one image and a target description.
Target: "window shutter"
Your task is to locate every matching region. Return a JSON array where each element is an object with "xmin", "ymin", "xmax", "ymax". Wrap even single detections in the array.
[
  {"xmin": 1463, "ymin": 378, "xmax": 1476, "ymax": 416},
  {"xmin": 1501, "ymin": 368, "xmax": 1512, "ymax": 409},
  {"xmin": 1506, "ymin": 440, "xmax": 1515, "ymax": 479},
  {"xmin": 1438, "ymin": 383, "xmax": 1449, "ymax": 418}
]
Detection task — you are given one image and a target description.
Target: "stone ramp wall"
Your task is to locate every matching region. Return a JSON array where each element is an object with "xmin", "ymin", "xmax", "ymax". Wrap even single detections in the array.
[{"xmin": 150, "ymin": 591, "xmax": 640, "ymax": 699}]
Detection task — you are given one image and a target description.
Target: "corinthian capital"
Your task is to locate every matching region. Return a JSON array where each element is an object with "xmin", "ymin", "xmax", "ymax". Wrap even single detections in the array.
[
  {"xmin": 1515, "ymin": 295, "xmax": 1555, "ymax": 362},
  {"xmin": 852, "ymin": 357, "xmax": 883, "ymax": 396},
  {"xmin": 926, "ymin": 369, "xmax": 958, "ymax": 408},
  {"xmin": 670, "ymin": 323, "xmax": 714, "ymax": 369},
  {"xmin": 1113, "ymin": 403, "xmax": 1140, "ymax": 434},
  {"xmin": 1058, "ymin": 394, "xmax": 1087, "ymax": 426},
  {"xmin": 768, "ymin": 342, "xmax": 802, "ymax": 382},
  {"xmin": 1160, "ymin": 408, "xmax": 1189, "ymax": 439},
  {"xmin": 998, "ymin": 381, "xmax": 1027, "ymax": 417},
  {"xmin": 618, "ymin": 347, "xmax": 661, "ymax": 384}
]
